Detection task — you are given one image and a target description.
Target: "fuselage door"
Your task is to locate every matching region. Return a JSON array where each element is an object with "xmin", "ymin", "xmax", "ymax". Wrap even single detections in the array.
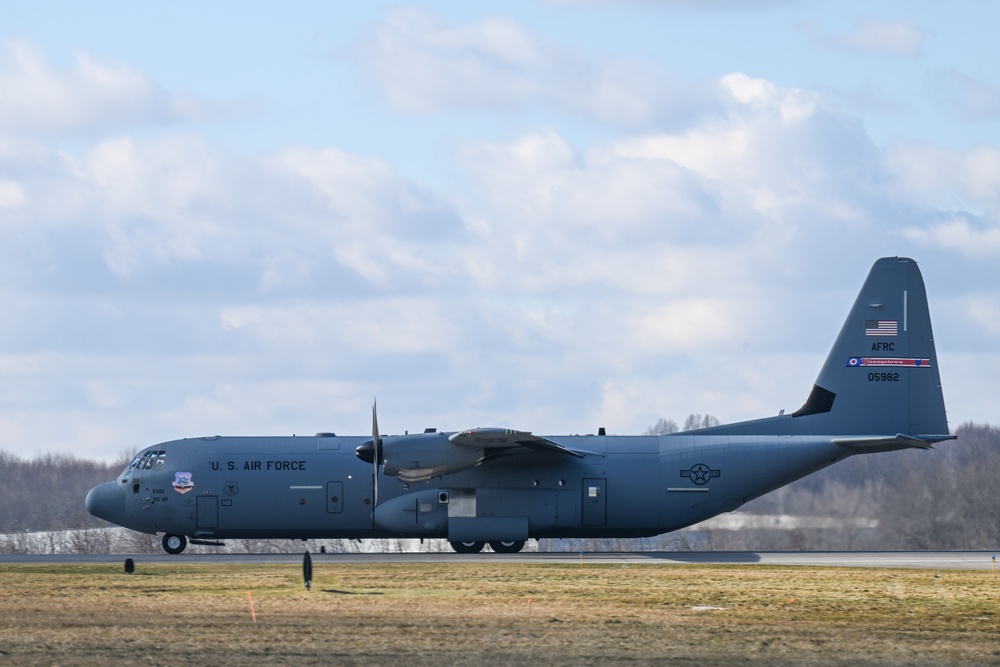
[
  {"xmin": 582, "ymin": 478, "xmax": 607, "ymax": 526},
  {"xmin": 196, "ymin": 495, "xmax": 219, "ymax": 530}
]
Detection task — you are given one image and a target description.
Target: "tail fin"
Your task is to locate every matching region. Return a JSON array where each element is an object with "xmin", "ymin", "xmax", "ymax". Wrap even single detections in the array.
[{"xmin": 702, "ymin": 257, "xmax": 950, "ymax": 438}]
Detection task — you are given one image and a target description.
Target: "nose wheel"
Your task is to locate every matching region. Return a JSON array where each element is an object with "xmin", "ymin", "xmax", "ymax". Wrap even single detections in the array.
[{"xmin": 162, "ymin": 533, "xmax": 188, "ymax": 555}]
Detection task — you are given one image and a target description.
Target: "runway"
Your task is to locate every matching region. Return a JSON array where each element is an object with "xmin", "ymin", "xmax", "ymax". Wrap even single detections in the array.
[{"xmin": 1, "ymin": 550, "xmax": 995, "ymax": 570}]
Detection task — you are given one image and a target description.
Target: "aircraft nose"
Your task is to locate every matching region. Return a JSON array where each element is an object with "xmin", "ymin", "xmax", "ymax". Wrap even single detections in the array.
[{"xmin": 86, "ymin": 481, "xmax": 126, "ymax": 526}]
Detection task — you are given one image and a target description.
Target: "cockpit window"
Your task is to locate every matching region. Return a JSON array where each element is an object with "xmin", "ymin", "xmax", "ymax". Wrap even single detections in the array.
[
  {"xmin": 128, "ymin": 450, "xmax": 167, "ymax": 474},
  {"xmin": 122, "ymin": 454, "xmax": 141, "ymax": 477}
]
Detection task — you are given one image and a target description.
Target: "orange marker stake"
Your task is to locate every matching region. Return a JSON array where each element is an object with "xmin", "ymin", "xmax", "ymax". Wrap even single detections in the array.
[{"xmin": 248, "ymin": 591, "xmax": 257, "ymax": 622}]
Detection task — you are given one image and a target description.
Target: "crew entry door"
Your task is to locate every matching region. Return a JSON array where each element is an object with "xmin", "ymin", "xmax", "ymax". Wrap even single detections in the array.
[{"xmin": 196, "ymin": 495, "xmax": 219, "ymax": 530}]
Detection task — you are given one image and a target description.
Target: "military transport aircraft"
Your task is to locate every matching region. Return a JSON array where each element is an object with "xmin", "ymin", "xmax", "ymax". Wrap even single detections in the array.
[{"xmin": 87, "ymin": 257, "xmax": 953, "ymax": 554}]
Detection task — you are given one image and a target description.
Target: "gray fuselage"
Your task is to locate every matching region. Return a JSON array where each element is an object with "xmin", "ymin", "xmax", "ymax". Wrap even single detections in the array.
[{"xmin": 88, "ymin": 431, "xmax": 848, "ymax": 542}]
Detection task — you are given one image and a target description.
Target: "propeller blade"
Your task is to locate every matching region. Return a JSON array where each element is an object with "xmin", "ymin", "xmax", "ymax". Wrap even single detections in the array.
[{"xmin": 371, "ymin": 400, "xmax": 380, "ymax": 508}]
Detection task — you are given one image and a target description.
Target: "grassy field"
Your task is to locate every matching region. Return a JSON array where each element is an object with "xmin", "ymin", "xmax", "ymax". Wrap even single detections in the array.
[{"xmin": 1, "ymin": 561, "xmax": 999, "ymax": 665}]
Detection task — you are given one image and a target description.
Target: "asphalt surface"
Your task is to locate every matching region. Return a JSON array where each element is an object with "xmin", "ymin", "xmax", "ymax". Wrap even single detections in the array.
[{"xmin": 1, "ymin": 551, "xmax": 996, "ymax": 570}]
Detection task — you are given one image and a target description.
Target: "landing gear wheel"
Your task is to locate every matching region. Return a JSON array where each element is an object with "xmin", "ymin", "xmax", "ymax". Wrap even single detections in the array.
[
  {"xmin": 449, "ymin": 540, "xmax": 485, "ymax": 554},
  {"xmin": 489, "ymin": 540, "xmax": 525, "ymax": 554},
  {"xmin": 162, "ymin": 533, "xmax": 187, "ymax": 555}
]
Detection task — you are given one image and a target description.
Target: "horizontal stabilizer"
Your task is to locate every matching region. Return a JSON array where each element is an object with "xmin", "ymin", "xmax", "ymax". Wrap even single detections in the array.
[{"xmin": 834, "ymin": 433, "xmax": 956, "ymax": 451}]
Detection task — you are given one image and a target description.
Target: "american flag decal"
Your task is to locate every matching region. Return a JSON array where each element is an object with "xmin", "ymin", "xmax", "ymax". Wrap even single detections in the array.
[{"xmin": 865, "ymin": 320, "xmax": 897, "ymax": 336}]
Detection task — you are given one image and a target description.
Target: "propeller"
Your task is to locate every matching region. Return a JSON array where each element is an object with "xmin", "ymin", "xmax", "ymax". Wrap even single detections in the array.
[
  {"xmin": 353, "ymin": 400, "xmax": 383, "ymax": 510},
  {"xmin": 371, "ymin": 400, "xmax": 380, "ymax": 508}
]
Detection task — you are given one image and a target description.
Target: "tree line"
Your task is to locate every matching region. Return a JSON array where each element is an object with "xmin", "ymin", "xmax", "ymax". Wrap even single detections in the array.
[{"xmin": 1, "ymin": 421, "xmax": 997, "ymax": 553}]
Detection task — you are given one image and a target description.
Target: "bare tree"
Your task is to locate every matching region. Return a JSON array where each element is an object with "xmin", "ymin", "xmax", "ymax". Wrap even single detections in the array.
[
  {"xmin": 643, "ymin": 418, "xmax": 679, "ymax": 435},
  {"xmin": 683, "ymin": 414, "xmax": 720, "ymax": 431}
]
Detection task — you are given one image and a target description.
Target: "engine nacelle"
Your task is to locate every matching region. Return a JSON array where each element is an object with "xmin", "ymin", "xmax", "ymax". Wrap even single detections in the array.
[{"xmin": 381, "ymin": 433, "xmax": 484, "ymax": 483}]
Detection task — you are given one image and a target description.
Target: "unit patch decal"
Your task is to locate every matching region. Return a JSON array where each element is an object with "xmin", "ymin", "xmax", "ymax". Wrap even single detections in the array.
[{"xmin": 172, "ymin": 472, "xmax": 194, "ymax": 494}]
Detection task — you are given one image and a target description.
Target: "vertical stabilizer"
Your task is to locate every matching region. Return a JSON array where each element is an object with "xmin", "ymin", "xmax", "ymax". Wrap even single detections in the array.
[
  {"xmin": 801, "ymin": 256, "xmax": 948, "ymax": 436},
  {"xmin": 698, "ymin": 257, "xmax": 949, "ymax": 437}
]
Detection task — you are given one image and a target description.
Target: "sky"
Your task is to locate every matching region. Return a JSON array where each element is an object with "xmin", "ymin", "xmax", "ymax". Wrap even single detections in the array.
[{"xmin": 1, "ymin": 1, "xmax": 998, "ymax": 462}]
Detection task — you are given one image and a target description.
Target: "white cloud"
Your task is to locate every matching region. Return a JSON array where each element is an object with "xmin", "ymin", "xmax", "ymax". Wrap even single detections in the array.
[
  {"xmin": 884, "ymin": 143, "xmax": 1000, "ymax": 217},
  {"xmin": 0, "ymin": 40, "xmax": 199, "ymax": 134},
  {"xmin": 450, "ymin": 73, "xmax": 886, "ymax": 302},
  {"xmin": 0, "ymin": 180, "xmax": 27, "ymax": 208},
  {"xmin": 965, "ymin": 300, "xmax": 1000, "ymax": 337},
  {"xmin": 902, "ymin": 217, "xmax": 1000, "ymax": 259},
  {"xmin": 1, "ymin": 135, "xmax": 463, "ymax": 292},
  {"xmin": 220, "ymin": 298, "xmax": 462, "ymax": 355},
  {"xmin": 457, "ymin": 129, "xmax": 718, "ymax": 246},
  {"xmin": 803, "ymin": 19, "xmax": 925, "ymax": 57},
  {"xmin": 355, "ymin": 8, "xmax": 716, "ymax": 127},
  {"xmin": 630, "ymin": 297, "xmax": 740, "ymax": 351},
  {"xmin": 931, "ymin": 70, "xmax": 1000, "ymax": 122},
  {"xmin": 363, "ymin": 8, "xmax": 544, "ymax": 111}
]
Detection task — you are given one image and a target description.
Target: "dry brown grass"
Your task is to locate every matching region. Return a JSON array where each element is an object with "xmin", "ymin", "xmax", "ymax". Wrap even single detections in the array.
[{"xmin": 1, "ymin": 562, "xmax": 999, "ymax": 665}]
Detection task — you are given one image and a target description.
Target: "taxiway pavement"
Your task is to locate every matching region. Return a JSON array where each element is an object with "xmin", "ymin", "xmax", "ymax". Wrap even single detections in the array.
[{"xmin": 1, "ymin": 550, "xmax": 996, "ymax": 570}]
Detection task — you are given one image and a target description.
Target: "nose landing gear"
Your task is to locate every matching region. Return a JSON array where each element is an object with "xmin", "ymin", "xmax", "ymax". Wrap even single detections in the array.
[{"xmin": 162, "ymin": 533, "xmax": 188, "ymax": 554}]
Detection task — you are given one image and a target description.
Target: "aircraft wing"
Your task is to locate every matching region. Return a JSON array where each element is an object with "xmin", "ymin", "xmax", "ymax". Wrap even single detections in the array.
[
  {"xmin": 449, "ymin": 428, "xmax": 587, "ymax": 458},
  {"xmin": 377, "ymin": 427, "xmax": 591, "ymax": 484}
]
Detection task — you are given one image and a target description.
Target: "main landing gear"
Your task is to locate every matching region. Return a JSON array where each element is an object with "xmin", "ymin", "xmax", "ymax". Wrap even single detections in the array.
[
  {"xmin": 489, "ymin": 540, "xmax": 525, "ymax": 554},
  {"xmin": 162, "ymin": 533, "xmax": 188, "ymax": 555},
  {"xmin": 448, "ymin": 540, "xmax": 526, "ymax": 554}
]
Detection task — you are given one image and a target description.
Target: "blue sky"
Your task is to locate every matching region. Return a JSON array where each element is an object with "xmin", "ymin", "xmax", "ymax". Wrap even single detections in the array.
[{"xmin": 2, "ymin": 1, "xmax": 998, "ymax": 461}]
